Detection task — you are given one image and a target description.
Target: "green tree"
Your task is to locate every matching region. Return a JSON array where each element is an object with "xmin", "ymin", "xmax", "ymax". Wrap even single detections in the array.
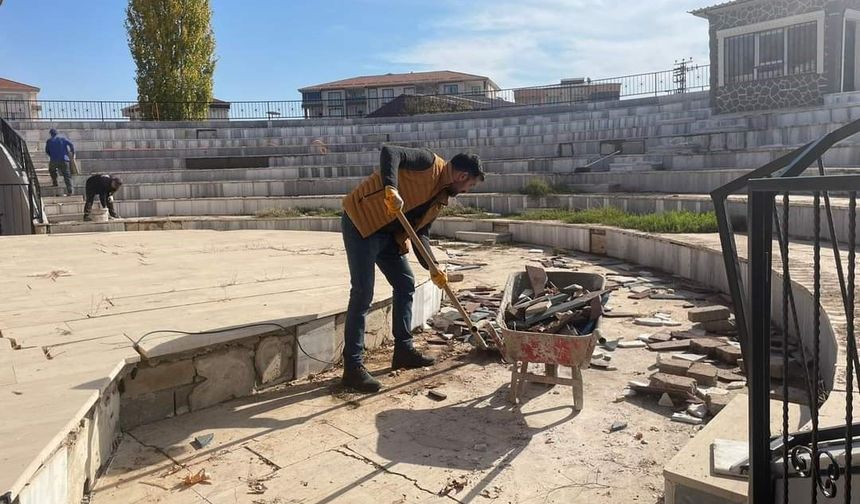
[{"xmin": 126, "ymin": 0, "xmax": 216, "ymax": 120}]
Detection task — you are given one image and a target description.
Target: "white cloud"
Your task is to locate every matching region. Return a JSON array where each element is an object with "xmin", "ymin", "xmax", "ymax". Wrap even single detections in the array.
[{"xmin": 387, "ymin": 0, "xmax": 712, "ymax": 88}]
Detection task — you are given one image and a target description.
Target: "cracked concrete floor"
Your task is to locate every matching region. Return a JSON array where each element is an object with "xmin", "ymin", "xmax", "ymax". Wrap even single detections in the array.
[{"xmin": 91, "ymin": 242, "xmax": 740, "ymax": 504}]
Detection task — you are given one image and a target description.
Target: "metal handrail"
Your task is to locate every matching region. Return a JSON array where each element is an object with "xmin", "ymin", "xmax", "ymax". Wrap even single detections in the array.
[
  {"xmin": 0, "ymin": 117, "xmax": 44, "ymax": 231},
  {"xmin": 713, "ymin": 117, "xmax": 860, "ymax": 503},
  {"xmin": 0, "ymin": 64, "xmax": 710, "ymax": 121}
]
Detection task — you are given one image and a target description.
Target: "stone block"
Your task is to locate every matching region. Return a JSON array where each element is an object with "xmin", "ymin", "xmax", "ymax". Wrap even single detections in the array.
[
  {"xmin": 120, "ymin": 387, "xmax": 176, "ymax": 430},
  {"xmin": 296, "ymin": 316, "xmax": 338, "ymax": 378},
  {"xmin": 649, "ymin": 372, "xmax": 697, "ymax": 396},
  {"xmin": 706, "ymin": 393, "xmax": 731, "ymax": 416},
  {"xmin": 686, "ymin": 305, "xmax": 731, "ymax": 323},
  {"xmin": 688, "ymin": 362, "xmax": 718, "ymax": 387},
  {"xmin": 657, "ymin": 358, "xmax": 692, "ymax": 376},
  {"xmin": 696, "ymin": 318, "xmax": 737, "ymax": 335},
  {"xmin": 122, "ymin": 360, "xmax": 195, "ymax": 397},
  {"xmin": 689, "ymin": 338, "xmax": 728, "ymax": 357},
  {"xmin": 454, "ymin": 231, "xmax": 512, "ymax": 244},
  {"xmin": 716, "ymin": 345, "xmax": 743, "ymax": 365},
  {"xmin": 364, "ymin": 305, "xmax": 392, "ymax": 350},
  {"xmin": 189, "ymin": 346, "xmax": 255, "ymax": 411},
  {"xmin": 255, "ymin": 334, "xmax": 295, "ymax": 386}
]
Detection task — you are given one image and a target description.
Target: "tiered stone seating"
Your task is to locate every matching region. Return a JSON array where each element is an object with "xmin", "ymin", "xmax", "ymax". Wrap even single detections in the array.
[{"xmin": 11, "ymin": 89, "xmax": 860, "ymax": 230}]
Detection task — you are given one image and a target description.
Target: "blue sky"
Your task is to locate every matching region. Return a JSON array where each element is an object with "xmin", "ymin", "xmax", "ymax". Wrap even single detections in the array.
[{"xmin": 0, "ymin": 0, "xmax": 712, "ymax": 101}]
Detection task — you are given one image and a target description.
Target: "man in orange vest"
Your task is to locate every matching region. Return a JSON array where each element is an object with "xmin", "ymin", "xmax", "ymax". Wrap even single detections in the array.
[{"xmin": 340, "ymin": 145, "xmax": 485, "ymax": 392}]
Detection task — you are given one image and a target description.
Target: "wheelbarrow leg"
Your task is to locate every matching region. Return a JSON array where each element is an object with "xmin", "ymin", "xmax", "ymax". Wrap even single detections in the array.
[
  {"xmin": 508, "ymin": 361, "xmax": 521, "ymax": 403},
  {"xmin": 515, "ymin": 361, "xmax": 529, "ymax": 403},
  {"xmin": 572, "ymin": 366, "xmax": 584, "ymax": 411}
]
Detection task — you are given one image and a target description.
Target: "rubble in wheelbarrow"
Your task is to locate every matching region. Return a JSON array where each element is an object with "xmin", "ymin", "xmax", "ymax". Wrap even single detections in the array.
[{"xmin": 502, "ymin": 265, "xmax": 614, "ymax": 335}]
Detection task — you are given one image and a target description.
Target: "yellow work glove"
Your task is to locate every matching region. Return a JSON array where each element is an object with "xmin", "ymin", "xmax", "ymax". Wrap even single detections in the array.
[
  {"xmin": 383, "ymin": 185, "xmax": 404, "ymax": 216},
  {"xmin": 431, "ymin": 269, "xmax": 448, "ymax": 290}
]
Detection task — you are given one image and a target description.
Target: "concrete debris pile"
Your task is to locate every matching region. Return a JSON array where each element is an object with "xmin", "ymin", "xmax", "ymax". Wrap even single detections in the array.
[
  {"xmin": 428, "ymin": 286, "xmax": 503, "ymax": 343},
  {"xmin": 504, "ymin": 265, "xmax": 611, "ymax": 335},
  {"xmin": 618, "ymin": 304, "xmax": 746, "ymax": 424}
]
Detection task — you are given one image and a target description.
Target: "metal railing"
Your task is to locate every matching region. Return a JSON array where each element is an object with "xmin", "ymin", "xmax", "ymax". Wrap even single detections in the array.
[
  {"xmin": 0, "ymin": 64, "xmax": 709, "ymax": 122},
  {"xmin": 712, "ymin": 119, "xmax": 860, "ymax": 502},
  {"xmin": 0, "ymin": 117, "xmax": 44, "ymax": 230}
]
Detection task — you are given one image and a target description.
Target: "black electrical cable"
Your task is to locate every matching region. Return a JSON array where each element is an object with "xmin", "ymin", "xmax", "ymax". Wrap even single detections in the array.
[{"xmin": 134, "ymin": 322, "xmax": 342, "ymax": 365}]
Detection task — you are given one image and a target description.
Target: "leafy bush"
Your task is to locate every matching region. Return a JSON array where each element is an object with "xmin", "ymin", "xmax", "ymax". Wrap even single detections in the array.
[{"xmin": 519, "ymin": 179, "xmax": 553, "ymax": 197}]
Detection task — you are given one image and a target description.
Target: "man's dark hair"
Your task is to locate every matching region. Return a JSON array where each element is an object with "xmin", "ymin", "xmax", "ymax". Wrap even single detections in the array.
[{"xmin": 450, "ymin": 153, "xmax": 485, "ymax": 181}]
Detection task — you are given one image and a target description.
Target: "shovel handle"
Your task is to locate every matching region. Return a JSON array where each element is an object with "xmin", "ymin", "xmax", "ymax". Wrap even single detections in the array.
[{"xmin": 394, "ymin": 210, "xmax": 486, "ymax": 347}]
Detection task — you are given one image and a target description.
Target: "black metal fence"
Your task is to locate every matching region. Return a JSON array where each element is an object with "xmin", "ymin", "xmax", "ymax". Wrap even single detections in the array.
[
  {"xmin": 713, "ymin": 119, "xmax": 860, "ymax": 502},
  {"xmin": 0, "ymin": 63, "xmax": 710, "ymax": 122},
  {"xmin": 0, "ymin": 117, "xmax": 44, "ymax": 231}
]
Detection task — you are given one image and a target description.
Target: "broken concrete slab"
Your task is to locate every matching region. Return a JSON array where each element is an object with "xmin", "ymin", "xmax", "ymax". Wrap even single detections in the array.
[
  {"xmin": 715, "ymin": 345, "xmax": 743, "ymax": 365},
  {"xmin": 696, "ymin": 319, "xmax": 737, "ymax": 335},
  {"xmin": 650, "ymin": 373, "xmax": 697, "ymax": 396},
  {"xmin": 525, "ymin": 265, "xmax": 548, "ymax": 296},
  {"xmin": 687, "ymin": 306, "xmax": 731, "ymax": 323},
  {"xmin": 689, "ymin": 338, "xmax": 728, "ymax": 357},
  {"xmin": 688, "ymin": 362, "xmax": 719, "ymax": 387},
  {"xmin": 657, "ymin": 358, "xmax": 693, "ymax": 376},
  {"xmin": 648, "ymin": 339, "xmax": 691, "ymax": 352}
]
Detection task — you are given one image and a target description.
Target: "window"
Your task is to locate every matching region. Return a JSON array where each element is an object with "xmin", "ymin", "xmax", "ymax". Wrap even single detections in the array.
[
  {"xmin": 443, "ymin": 84, "xmax": 459, "ymax": 94},
  {"xmin": 471, "ymin": 86, "xmax": 482, "ymax": 94},
  {"xmin": 787, "ymin": 22, "xmax": 817, "ymax": 74},
  {"xmin": 382, "ymin": 88, "xmax": 394, "ymax": 104},
  {"xmin": 329, "ymin": 107, "xmax": 343, "ymax": 117},
  {"xmin": 403, "ymin": 87, "xmax": 415, "ymax": 95},
  {"xmin": 327, "ymin": 91, "xmax": 342, "ymax": 100},
  {"xmin": 723, "ymin": 20, "xmax": 817, "ymax": 85}
]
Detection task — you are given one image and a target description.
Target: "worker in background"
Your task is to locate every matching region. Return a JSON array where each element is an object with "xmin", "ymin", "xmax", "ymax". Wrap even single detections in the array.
[
  {"xmin": 83, "ymin": 174, "xmax": 123, "ymax": 221},
  {"xmin": 340, "ymin": 145, "xmax": 485, "ymax": 392},
  {"xmin": 44, "ymin": 128, "xmax": 75, "ymax": 196}
]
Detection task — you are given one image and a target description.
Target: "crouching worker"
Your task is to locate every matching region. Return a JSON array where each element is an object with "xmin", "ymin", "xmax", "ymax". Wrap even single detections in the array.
[
  {"xmin": 340, "ymin": 145, "xmax": 485, "ymax": 392},
  {"xmin": 83, "ymin": 174, "xmax": 123, "ymax": 221}
]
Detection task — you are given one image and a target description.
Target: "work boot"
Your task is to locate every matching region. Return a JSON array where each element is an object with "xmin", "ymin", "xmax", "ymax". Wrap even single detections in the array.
[
  {"xmin": 391, "ymin": 346, "xmax": 435, "ymax": 370},
  {"xmin": 83, "ymin": 214, "xmax": 92, "ymax": 222},
  {"xmin": 342, "ymin": 365, "xmax": 381, "ymax": 393}
]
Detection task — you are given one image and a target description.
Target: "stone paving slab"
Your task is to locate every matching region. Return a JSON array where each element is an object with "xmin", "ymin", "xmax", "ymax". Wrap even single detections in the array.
[{"xmin": 0, "ymin": 230, "xmax": 428, "ymax": 500}]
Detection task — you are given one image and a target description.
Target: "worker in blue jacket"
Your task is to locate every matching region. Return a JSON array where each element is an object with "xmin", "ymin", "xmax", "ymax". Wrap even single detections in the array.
[{"xmin": 44, "ymin": 128, "xmax": 75, "ymax": 195}]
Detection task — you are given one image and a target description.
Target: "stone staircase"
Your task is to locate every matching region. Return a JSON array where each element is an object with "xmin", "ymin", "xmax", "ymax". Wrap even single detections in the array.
[{"xmin": 10, "ymin": 89, "xmax": 860, "ymax": 235}]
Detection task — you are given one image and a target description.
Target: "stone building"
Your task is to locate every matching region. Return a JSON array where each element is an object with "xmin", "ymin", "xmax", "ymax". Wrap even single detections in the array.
[
  {"xmin": 0, "ymin": 77, "xmax": 41, "ymax": 120},
  {"xmin": 298, "ymin": 70, "xmax": 501, "ymax": 118},
  {"xmin": 514, "ymin": 78, "xmax": 622, "ymax": 106},
  {"xmin": 693, "ymin": 0, "xmax": 860, "ymax": 113},
  {"xmin": 121, "ymin": 98, "xmax": 231, "ymax": 120}
]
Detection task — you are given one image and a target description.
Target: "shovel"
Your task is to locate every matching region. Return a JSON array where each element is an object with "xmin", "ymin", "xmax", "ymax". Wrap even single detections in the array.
[{"xmin": 395, "ymin": 209, "xmax": 500, "ymax": 350}]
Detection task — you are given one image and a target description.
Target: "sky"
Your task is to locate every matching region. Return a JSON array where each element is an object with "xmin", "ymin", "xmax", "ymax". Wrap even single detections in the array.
[{"xmin": 0, "ymin": 0, "xmax": 713, "ymax": 101}]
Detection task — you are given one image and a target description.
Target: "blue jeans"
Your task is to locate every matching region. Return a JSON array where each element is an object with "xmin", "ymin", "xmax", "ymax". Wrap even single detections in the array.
[{"xmin": 341, "ymin": 213, "xmax": 415, "ymax": 369}]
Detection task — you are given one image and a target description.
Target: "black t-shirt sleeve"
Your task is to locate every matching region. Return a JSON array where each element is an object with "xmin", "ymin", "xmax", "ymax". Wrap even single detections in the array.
[
  {"xmin": 413, "ymin": 224, "xmax": 437, "ymax": 270},
  {"xmin": 380, "ymin": 145, "xmax": 436, "ymax": 188}
]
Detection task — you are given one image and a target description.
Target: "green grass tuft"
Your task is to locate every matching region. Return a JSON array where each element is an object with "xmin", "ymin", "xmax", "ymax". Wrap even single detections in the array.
[
  {"xmin": 510, "ymin": 207, "xmax": 717, "ymax": 233},
  {"xmin": 254, "ymin": 207, "xmax": 342, "ymax": 218}
]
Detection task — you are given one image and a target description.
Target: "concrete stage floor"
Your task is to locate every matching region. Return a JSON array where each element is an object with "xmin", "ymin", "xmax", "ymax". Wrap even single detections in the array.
[
  {"xmin": 0, "ymin": 229, "xmax": 419, "ymax": 500},
  {"xmin": 89, "ymin": 242, "xmax": 742, "ymax": 504}
]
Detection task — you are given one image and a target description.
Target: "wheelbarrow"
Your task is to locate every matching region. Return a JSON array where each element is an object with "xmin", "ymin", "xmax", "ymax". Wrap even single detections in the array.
[{"xmin": 496, "ymin": 271, "xmax": 607, "ymax": 410}]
